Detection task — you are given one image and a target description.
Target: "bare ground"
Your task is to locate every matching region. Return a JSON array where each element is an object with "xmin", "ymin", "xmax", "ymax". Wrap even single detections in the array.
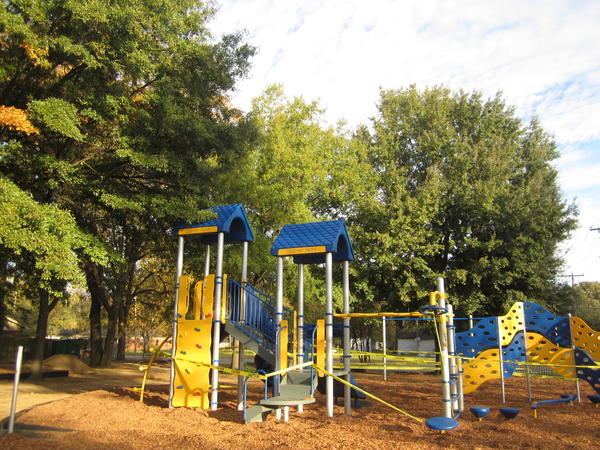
[{"xmin": 1, "ymin": 366, "xmax": 598, "ymax": 449}]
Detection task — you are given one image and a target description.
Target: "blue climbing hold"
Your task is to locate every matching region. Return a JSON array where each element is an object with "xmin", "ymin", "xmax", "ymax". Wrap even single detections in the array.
[
  {"xmin": 499, "ymin": 407, "xmax": 520, "ymax": 419},
  {"xmin": 469, "ymin": 406, "xmax": 490, "ymax": 420},
  {"xmin": 425, "ymin": 416, "xmax": 459, "ymax": 431}
]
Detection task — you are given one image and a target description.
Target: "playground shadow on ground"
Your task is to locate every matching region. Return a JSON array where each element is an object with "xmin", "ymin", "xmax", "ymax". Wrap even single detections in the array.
[{"xmin": 110, "ymin": 385, "xmax": 169, "ymax": 408}]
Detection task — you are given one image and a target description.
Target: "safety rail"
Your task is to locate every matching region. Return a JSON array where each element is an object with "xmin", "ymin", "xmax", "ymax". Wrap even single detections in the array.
[{"xmin": 226, "ymin": 278, "xmax": 293, "ymax": 345}]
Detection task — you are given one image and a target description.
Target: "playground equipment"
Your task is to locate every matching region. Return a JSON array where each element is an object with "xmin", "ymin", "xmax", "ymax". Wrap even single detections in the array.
[
  {"xmin": 469, "ymin": 406, "xmax": 490, "ymax": 421},
  {"xmin": 499, "ymin": 407, "xmax": 520, "ymax": 419},
  {"xmin": 162, "ymin": 203, "xmax": 598, "ymax": 429},
  {"xmin": 456, "ymin": 302, "xmax": 600, "ymax": 401},
  {"xmin": 530, "ymin": 394, "xmax": 576, "ymax": 418},
  {"xmin": 588, "ymin": 394, "xmax": 600, "ymax": 407}
]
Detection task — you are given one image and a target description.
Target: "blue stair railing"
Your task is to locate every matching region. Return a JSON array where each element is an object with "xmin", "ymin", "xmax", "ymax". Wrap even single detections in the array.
[{"xmin": 226, "ymin": 279, "xmax": 293, "ymax": 350}]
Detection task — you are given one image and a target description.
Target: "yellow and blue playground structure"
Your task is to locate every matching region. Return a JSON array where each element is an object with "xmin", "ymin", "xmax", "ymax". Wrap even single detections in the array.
[{"xmin": 152, "ymin": 203, "xmax": 599, "ymax": 431}]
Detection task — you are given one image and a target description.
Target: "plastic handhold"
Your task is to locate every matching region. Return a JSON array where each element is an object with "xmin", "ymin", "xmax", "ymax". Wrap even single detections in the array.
[
  {"xmin": 180, "ymin": 350, "xmax": 187, "ymax": 355},
  {"xmin": 499, "ymin": 407, "xmax": 520, "ymax": 419},
  {"xmin": 469, "ymin": 406, "xmax": 490, "ymax": 420},
  {"xmin": 425, "ymin": 416, "xmax": 459, "ymax": 431},
  {"xmin": 196, "ymin": 344, "xmax": 202, "ymax": 349},
  {"xmin": 194, "ymin": 328, "xmax": 201, "ymax": 332},
  {"xmin": 177, "ymin": 385, "xmax": 184, "ymax": 389},
  {"xmin": 177, "ymin": 313, "xmax": 183, "ymax": 318}
]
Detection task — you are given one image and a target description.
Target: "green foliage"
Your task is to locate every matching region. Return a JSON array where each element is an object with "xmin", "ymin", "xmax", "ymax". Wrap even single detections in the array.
[
  {"xmin": 28, "ymin": 98, "xmax": 84, "ymax": 141},
  {"xmin": 343, "ymin": 86, "xmax": 577, "ymax": 316},
  {"xmin": 574, "ymin": 282, "xmax": 600, "ymax": 329},
  {"xmin": 0, "ymin": 176, "xmax": 107, "ymax": 290}
]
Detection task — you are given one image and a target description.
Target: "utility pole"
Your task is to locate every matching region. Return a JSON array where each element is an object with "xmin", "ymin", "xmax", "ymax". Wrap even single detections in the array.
[
  {"xmin": 558, "ymin": 273, "xmax": 584, "ymax": 287},
  {"xmin": 591, "ymin": 226, "xmax": 600, "ymax": 233}
]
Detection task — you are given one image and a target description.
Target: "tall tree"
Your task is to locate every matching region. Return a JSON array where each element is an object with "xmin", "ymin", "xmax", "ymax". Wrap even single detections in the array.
[
  {"xmin": 350, "ymin": 86, "xmax": 577, "ymax": 315},
  {"xmin": 0, "ymin": 0, "xmax": 254, "ymax": 365}
]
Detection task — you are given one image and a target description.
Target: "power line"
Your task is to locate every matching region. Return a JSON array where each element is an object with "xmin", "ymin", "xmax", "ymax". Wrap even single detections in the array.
[{"xmin": 557, "ymin": 272, "xmax": 584, "ymax": 287}]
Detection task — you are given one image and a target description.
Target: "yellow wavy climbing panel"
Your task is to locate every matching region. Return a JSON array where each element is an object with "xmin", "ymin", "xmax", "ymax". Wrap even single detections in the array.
[
  {"xmin": 525, "ymin": 332, "xmax": 575, "ymax": 378},
  {"xmin": 462, "ymin": 348, "xmax": 502, "ymax": 394},
  {"xmin": 498, "ymin": 302, "xmax": 525, "ymax": 346},
  {"xmin": 570, "ymin": 317, "xmax": 600, "ymax": 363},
  {"xmin": 177, "ymin": 275, "xmax": 193, "ymax": 318}
]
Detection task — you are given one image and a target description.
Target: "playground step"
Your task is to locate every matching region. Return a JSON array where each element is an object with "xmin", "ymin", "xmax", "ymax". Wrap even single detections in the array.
[
  {"xmin": 224, "ymin": 321, "xmax": 275, "ymax": 365},
  {"xmin": 260, "ymin": 395, "xmax": 316, "ymax": 407},
  {"xmin": 245, "ymin": 404, "xmax": 273, "ymax": 423}
]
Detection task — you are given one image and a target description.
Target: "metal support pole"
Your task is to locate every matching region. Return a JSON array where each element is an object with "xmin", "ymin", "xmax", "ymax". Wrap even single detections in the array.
[
  {"xmin": 237, "ymin": 241, "xmax": 249, "ymax": 410},
  {"xmin": 568, "ymin": 313, "xmax": 581, "ymax": 403},
  {"xmin": 497, "ymin": 318, "xmax": 506, "ymax": 403},
  {"xmin": 383, "ymin": 316, "xmax": 387, "ymax": 381},
  {"xmin": 7, "ymin": 345, "xmax": 23, "ymax": 434},
  {"xmin": 468, "ymin": 314, "xmax": 474, "ymax": 329},
  {"xmin": 210, "ymin": 232, "xmax": 225, "ymax": 411},
  {"xmin": 168, "ymin": 236, "xmax": 185, "ymax": 409},
  {"xmin": 343, "ymin": 260, "xmax": 351, "ymax": 416},
  {"xmin": 522, "ymin": 316, "xmax": 533, "ymax": 403},
  {"xmin": 275, "ymin": 257, "xmax": 284, "ymax": 397},
  {"xmin": 325, "ymin": 252, "xmax": 334, "ymax": 418},
  {"xmin": 204, "ymin": 244, "xmax": 211, "ymax": 277},
  {"xmin": 446, "ymin": 303, "xmax": 460, "ymax": 416},
  {"xmin": 436, "ymin": 277, "xmax": 452, "ymax": 418},
  {"xmin": 298, "ymin": 263, "xmax": 305, "ymax": 414}
]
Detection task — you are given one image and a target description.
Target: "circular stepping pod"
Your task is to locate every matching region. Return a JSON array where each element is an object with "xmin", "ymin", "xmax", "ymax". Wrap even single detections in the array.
[
  {"xmin": 469, "ymin": 406, "xmax": 490, "ymax": 421},
  {"xmin": 499, "ymin": 407, "xmax": 520, "ymax": 419},
  {"xmin": 425, "ymin": 417, "xmax": 459, "ymax": 433},
  {"xmin": 588, "ymin": 395, "xmax": 600, "ymax": 407}
]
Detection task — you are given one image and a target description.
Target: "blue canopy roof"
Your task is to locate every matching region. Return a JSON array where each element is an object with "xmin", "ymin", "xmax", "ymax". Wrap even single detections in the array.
[
  {"xmin": 174, "ymin": 204, "xmax": 254, "ymax": 244},
  {"xmin": 271, "ymin": 220, "xmax": 354, "ymax": 264}
]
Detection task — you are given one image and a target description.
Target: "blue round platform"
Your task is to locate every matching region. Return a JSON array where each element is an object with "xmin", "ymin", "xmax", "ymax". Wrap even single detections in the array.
[
  {"xmin": 425, "ymin": 416, "xmax": 459, "ymax": 431},
  {"xmin": 469, "ymin": 406, "xmax": 490, "ymax": 420},
  {"xmin": 499, "ymin": 407, "xmax": 520, "ymax": 419},
  {"xmin": 419, "ymin": 305, "xmax": 448, "ymax": 315}
]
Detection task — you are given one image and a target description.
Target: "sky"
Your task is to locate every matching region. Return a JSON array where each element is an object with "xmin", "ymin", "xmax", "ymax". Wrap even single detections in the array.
[{"xmin": 209, "ymin": 0, "xmax": 600, "ymax": 283}]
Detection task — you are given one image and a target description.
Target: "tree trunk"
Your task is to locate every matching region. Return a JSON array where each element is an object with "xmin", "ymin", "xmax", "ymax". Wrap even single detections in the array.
[
  {"xmin": 30, "ymin": 289, "xmax": 59, "ymax": 380},
  {"xmin": 116, "ymin": 302, "xmax": 129, "ymax": 361},
  {"xmin": 84, "ymin": 261, "xmax": 106, "ymax": 367},
  {"xmin": 100, "ymin": 304, "xmax": 119, "ymax": 367}
]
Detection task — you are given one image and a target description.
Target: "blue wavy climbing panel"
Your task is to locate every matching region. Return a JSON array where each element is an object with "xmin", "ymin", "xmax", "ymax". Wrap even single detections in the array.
[
  {"xmin": 574, "ymin": 348, "xmax": 600, "ymax": 395},
  {"xmin": 501, "ymin": 331, "xmax": 527, "ymax": 378},
  {"xmin": 523, "ymin": 302, "xmax": 571, "ymax": 347},
  {"xmin": 455, "ymin": 317, "xmax": 499, "ymax": 359}
]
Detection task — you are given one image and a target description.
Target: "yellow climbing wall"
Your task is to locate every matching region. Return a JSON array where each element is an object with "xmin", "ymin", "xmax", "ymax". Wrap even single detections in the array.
[
  {"xmin": 498, "ymin": 302, "xmax": 525, "ymax": 346},
  {"xmin": 462, "ymin": 348, "xmax": 502, "ymax": 394},
  {"xmin": 172, "ymin": 274, "xmax": 214, "ymax": 409},
  {"xmin": 526, "ymin": 332, "xmax": 575, "ymax": 379},
  {"xmin": 570, "ymin": 317, "xmax": 600, "ymax": 363}
]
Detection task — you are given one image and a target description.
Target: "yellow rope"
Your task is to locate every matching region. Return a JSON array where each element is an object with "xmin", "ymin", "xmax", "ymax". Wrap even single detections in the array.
[{"xmin": 138, "ymin": 334, "xmax": 172, "ymax": 403}]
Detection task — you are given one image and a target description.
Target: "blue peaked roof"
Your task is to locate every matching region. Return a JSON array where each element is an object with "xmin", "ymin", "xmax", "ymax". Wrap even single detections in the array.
[
  {"xmin": 174, "ymin": 203, "xmax": 254, "ymax": 244},
  {"xmin": 271, "ymin": 220, "xmax": 354, "ymax": 264}
]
